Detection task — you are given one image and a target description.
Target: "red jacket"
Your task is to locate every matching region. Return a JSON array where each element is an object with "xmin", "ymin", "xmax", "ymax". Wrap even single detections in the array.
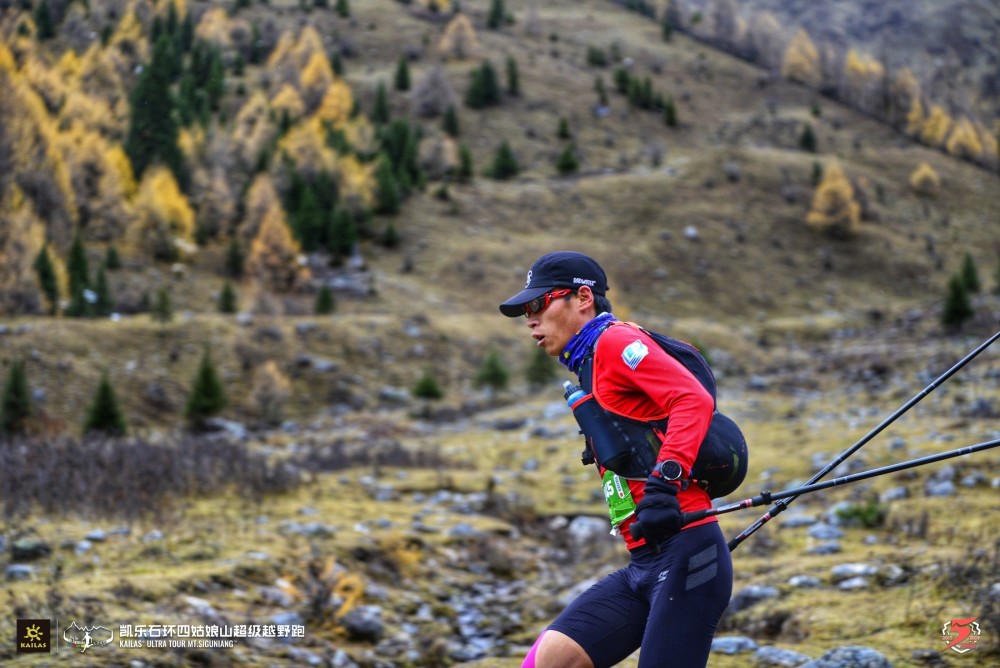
[{"xmin": 590, "ymin": 322, "xmax": 717, "ymax": 549}]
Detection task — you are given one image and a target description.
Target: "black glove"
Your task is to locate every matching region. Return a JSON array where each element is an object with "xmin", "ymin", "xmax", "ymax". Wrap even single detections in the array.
[{"xmin": 629, "ymin": 476, "xmax": 681, "ymax": 544}]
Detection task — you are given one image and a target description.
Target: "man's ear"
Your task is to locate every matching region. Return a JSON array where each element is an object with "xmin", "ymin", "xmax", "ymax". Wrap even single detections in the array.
[{"xmin": 575, "ymin": 285, "xmax": 595, "ymax": 312}]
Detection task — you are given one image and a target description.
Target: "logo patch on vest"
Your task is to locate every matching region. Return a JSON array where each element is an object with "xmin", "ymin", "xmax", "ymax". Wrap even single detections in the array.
[{"xmin": 622, "ymin": 340, "xmax": 648, "ymax": 370}]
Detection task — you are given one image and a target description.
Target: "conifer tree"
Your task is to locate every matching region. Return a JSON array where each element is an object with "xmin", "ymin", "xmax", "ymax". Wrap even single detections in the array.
[
  {"xmin": 292, "ymin": 185, "xmax": 324, "ymax": 252},
  {"xmin": 960, "ymin": 253, "xmax": 981, "ymax": 294},
  {"xmin": 466, "ymin": 61, "xmax": 500, "ymax": 108},
  {"xmin": 219, "ymin": 281, "xmax": 238, "ymax": 313},
  {"xmin": 126, "ymin": 35, "xmax": 185, "ymax": 183},
  {"xmin": 336, "ymin": 0, "xmax": 351, "ymax": 18},
  {"xmin": 662, "ymin": 13, "xmax": 674, "ymax": 41},
  {"xmin": 557, "ymin": 143, "xmax": 579, "ymax": 175},
  {"xmin": 374, "ymin": 154, "xmax": 401, "ymax": 215},
  {"xmin": 487, "ymin": 0, "xmax": 505, "ymax": 29},
  {"xmin": 34, "ymin": 245, "xmax": 59, "ymax": 315},
  {"xmin": 941, "ymin": 275, "xmax": 973, "ymax": 329},
  {"xmin": 83, "ymin": 372, "xmax": 127, "ymax": 437},
  {"xmin": 506, "ymin": 56, "xmax": 520, "ymax": 96},
  {"xmin": 395, "ymin": 56, "xmax": 411, "ymax": 91},
  {"xmin": 152, "ymin": 286, "xmax": 173, "ymax": 323},
  {"xmin": 443, "ymin": 104, "xmax": 460, "ymax": 137},
  {"xmin": 458, "ymin": 142, "xmax": 474, "ymax": 183},
  {"xmin": 225, "ymin": 237, "xmax": 244, "ymax": 278},
  {"xmin": 93, "ymin": 265, "xmax": 113, "ymax": 317},
  {"xmin": 185, "ymin": 348, "xmax": 227, "ymax": 429},
  {"xmin": 474, "ymin": 349, "xmax": 510, "ymax": 394},
  {"xmin": 412, "ymin": 369, "xmax": 444, "ymax": 400},
  {"xmin": 66, "ymin": 231, "xmax": 91, "ymax": 318},
  {"xmin": 594, "ymin": 76, "xmax": 609, "ymax": 106},
  {"xmin": 105, "ymin": 245, "xmax": 122, "ymax": 270},
  {"xmin": 329, "ymin": 208, "xmax": 358, "ymax": 260},
  {"xmin": 557, "ymin": 117, "xmax": 571, "ymax": 139},
  {"xmin": 34, "ymin": 0, "xmax": 56, "ymax": 40},
  {"xmin": 315, "ymin": 285, "xmax": 336, "ymax": 315},
  {"xmin": 382, "ymin": 221, "xmax": 400, "ymax": 248},
  {"xmin": 490, "ymin": 140, "xmax": 519, "ymax": 180},
  {"xmin": 799, "ymin": 123, "xmax": 817, "ymax": 152},
  {"xmin": 525, "ymin": 345, "xmax": 557, "ymax": 390},
  {"xmin": 663, "ymin": 97, "xmax": 677, "ymax": 127},
  {"xmin": 373, "ymin": 81, "xmax": 390, "ymax": 125},
  {"xmin": 0, "ymin": 359, "xmax": 31, "ymax": 437}
]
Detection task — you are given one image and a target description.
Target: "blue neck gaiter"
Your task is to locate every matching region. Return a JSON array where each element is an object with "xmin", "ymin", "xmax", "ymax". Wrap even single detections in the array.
[{"xmin": 560, "ymin": 312, "xmax": 618, "ymax": 374}]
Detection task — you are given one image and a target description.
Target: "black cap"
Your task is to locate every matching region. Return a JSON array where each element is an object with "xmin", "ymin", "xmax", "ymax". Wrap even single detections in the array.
[{"xmin": 499, "ymin": 251, "xmax": 608, "ymax": 317}]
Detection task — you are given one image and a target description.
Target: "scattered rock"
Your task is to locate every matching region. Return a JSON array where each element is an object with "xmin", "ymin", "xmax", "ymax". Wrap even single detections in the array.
[
  {"xmin": 797, "ymin": 645, "xmax": 892, "ymax": 667},
  {"xmin": 340, "ymin": 605, "xmax": 384, "ymax": 643},
  {"xmin": 711, "ymin": 635, "xmax": 758, "ymax": 654},
  {"xmin": 11, "ymin": 538, "xmax": 51, "ymax": 561},
  {"xmin": 754, "ymin": 645, "xmax": 813, "ymax": 666}
]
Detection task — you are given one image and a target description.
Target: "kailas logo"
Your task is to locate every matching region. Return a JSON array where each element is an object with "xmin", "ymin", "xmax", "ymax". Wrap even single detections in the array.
[
  {"xmin": 941, "ymin": 616, "xmax": 981, "ymax": 654},
  {"xmin": 64, "ymin": 621, "xmax": 115, "ymax": 653},
  {"xmin": 16, "ymin": 619, "xmax": 51, "ymax": 653},
  {"xmin": 622, "ymin": 340, "xmax": 648, "ymax": 371}
]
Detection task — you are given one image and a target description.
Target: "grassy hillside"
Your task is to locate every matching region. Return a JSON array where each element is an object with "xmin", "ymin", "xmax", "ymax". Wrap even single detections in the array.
[{"xmin": 1, "ymin": 1, "xmax": 999, "ymax": 666}]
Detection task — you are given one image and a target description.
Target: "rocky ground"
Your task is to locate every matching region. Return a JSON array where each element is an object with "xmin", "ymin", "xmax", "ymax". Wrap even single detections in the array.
[{"xmin": 3, "ymin": 321, "xmax": 999, "ymax": 667}]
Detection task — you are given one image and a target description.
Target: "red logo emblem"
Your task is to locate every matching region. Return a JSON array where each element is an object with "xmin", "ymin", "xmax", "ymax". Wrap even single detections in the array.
[{"xmin": 941, "ymin": 616, "xmax": 982, "ymax": 654}]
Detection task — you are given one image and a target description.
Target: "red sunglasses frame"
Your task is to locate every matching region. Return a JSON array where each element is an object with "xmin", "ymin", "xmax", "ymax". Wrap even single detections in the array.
[{"xmin": 524, "ymin": 288, "xmax": 573, "ymax": 317}]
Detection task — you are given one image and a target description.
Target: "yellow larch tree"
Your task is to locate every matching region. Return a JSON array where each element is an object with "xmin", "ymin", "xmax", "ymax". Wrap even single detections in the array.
[
  {"xmin": 238, "ymin": 173, "xmax": 282, "ymax": 246},
  {"xmin": 246, "ymin": 203, "xmax": 309, "ymax": 293},
  {"xmin": 250, "ymin": 360, "xmax": 292, "ymax": 426},
  {"xmin": 920, "ymin": 105, "xmax": 953, "ymax": 148},
  {"xmin": 107, "ymin": 8, "xmax": 149, "ymax": 76},
  {"xmin": 300, "ymin": 50, "xmax": 335, "ymax": 112},
  {"xmin": 78, "ymin": 43, "xmax": 130, "ymax": 128},
  {"xmin": 0, "ymin": 186, "xmax": 48, "ymax": 315},
  {"xmin": 842, "ymin": 49, "xmax": 885, "ymax": 114},
  {"xmin": 945, "ymin": 117, "xmax": 983, "ymax": 161},
  {"xmin": 908, "ymin": 162, "xmax": 940, "ymax": 197},
  {"xmin": 191, "ymin": 165, "xmax": 235, "ymax": 239},
  {"xmin": 195, "ymin": 6, "xmax": 232, "ymax": 50},
  {"xmin": 439, "ymin": 14, "xmax": 480, "ymax": 60},
  {"xmin": 277, "ymin": 117, "xmax": 337, "ymax": 182},
  {"xmin": 129, "ymin": 165, "xmax": 196, "ymax": 261},
  {"xmin": 0, "ymin": 67, "xmax": 78, "ymax": 251},
  {"xmin": 806, "ymin": 162, "xmax": 861, "ymax": 239},
  {"xmin": 781, "ymin": 28, "xmax": 821, "ymax": 88},
  {"xmin": 292, "ymin": 25, "xmax": 326, "ymax": 68},
  {"xmin": 314, "ymin": 76, "xmax": 354, "ymax": 128},
  {"xmin": 231, "ymin": 90, "xmax": 276, "ymax": 172},
  {"xmin": 889, "ymin": 67, "xmax": 922, "ymax": 132},
  {"xmin": 271, "ymin": 84, "xmax": 306, "ymax": 125},
  {"xmin": 749, "ymin": 11, "xmax": 785, "ymax": 72}
]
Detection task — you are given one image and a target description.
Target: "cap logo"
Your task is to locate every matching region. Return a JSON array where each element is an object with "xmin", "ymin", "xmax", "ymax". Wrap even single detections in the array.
[
  {"xmin": 573, "ymin": 277, "xmax": 596, "ymax": 287},
  {"xmin": 525, "ymin": 270, "xmax": 532, "ymax": 288}
]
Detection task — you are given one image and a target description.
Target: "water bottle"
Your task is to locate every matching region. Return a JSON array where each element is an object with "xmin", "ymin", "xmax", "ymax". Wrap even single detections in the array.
[{"xmin": 563, "ymin": 381, "xmax": 630, "ymax": 473}]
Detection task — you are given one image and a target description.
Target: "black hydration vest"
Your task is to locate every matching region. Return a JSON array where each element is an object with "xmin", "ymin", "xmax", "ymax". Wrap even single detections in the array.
[{"xmin": 577, "ymin": 327, "xmax": 748, "ymax": 499}]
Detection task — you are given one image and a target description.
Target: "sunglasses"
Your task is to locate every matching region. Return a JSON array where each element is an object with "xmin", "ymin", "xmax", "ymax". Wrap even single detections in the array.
[{"xmin": 524, "ymin": 288, "xmax": 573, "ymax": 317}]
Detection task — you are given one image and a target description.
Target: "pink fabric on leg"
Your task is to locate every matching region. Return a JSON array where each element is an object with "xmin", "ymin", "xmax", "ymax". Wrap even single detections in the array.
[{"xmin": 521, "ymin": 631, "xmax": 545, "ymax": 668}]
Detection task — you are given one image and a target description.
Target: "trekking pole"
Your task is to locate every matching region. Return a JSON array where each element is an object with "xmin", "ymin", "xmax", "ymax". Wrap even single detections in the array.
[
  {"xmin": 726, "ymin": 329, "xmax": 999, "ymax": 552},
  {"xmin": 681, "ymin": 438, "xmax": 1000, "ymax": 527}
]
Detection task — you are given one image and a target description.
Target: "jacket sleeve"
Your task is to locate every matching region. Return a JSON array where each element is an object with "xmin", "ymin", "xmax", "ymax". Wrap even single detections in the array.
[{"xmin": 591, "ymin": 326, "xmax": 714, "ymax": 475}]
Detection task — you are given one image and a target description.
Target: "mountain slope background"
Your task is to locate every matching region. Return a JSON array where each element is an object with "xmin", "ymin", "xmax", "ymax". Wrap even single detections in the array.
[{"xmin": 0, "ymin": 1, "xmax": 998, "ymax": 666}]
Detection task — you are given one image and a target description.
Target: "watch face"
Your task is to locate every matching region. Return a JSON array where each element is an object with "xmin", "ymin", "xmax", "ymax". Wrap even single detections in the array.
[{"xmin": 659, "ymin": 460, "xmax": 682, "ymax": 480}]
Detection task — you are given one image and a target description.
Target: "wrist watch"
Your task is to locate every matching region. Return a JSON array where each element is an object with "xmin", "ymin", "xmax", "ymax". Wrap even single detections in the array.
[{"xmin": 651, "ymin": 459, "xmax": 683, "ymax": 481}]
